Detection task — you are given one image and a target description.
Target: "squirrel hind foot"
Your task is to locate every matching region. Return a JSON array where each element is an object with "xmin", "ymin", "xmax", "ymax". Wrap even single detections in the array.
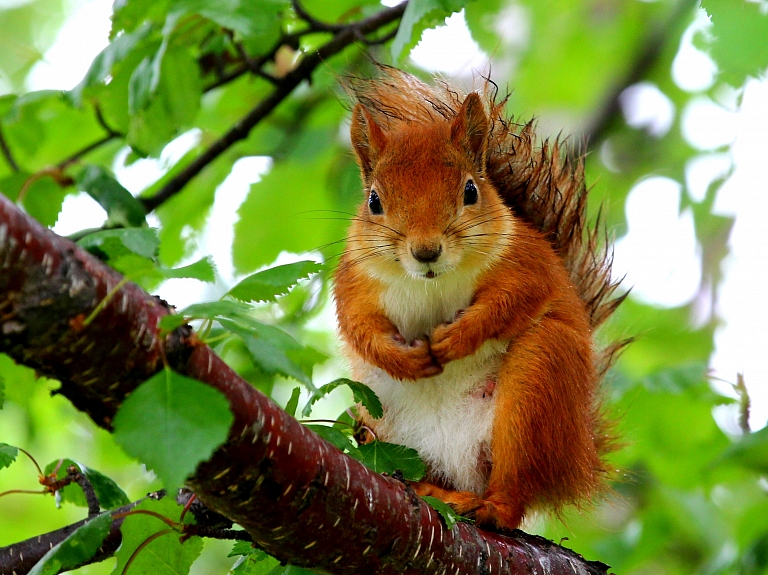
[{"xmin": 412, "ymin": 481, "xmax": 525, "ymax": 533}]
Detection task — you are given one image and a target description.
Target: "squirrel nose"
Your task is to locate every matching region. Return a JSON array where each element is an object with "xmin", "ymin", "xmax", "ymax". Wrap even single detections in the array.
[{"xmin": 411, "ymin": 244, "xmax": 442, "ymax": 263}]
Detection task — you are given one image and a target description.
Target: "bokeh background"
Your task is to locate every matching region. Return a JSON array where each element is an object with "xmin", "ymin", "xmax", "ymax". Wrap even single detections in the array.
[{"xmin": 1, "ymin": 0, "xmax": 767, "ymax": 573}]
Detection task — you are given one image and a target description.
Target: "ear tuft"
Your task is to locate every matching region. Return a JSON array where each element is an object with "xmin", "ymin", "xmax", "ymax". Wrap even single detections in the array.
[
  {"xmin": 450, "ymin": 92, "xmax": 489, "ymax": 173},
  {"xmin": 350, "ymin": 105, "xmax": 388, "ymax": 183}
]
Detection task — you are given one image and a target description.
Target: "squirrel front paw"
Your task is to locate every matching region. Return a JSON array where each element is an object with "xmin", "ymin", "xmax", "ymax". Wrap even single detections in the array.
[
  {"xmin": 430, "ymin": 316, "xmax": 482, "ymax": 364},
  {"xmin": 383, "ymin": 335, "xmax": 443, "ymax": 381}
]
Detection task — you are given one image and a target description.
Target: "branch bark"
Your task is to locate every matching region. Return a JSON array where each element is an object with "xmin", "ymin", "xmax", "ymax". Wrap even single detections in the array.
[{"xmin": 0, "ymin": 194, "xmax": 610, "ymax": 574}]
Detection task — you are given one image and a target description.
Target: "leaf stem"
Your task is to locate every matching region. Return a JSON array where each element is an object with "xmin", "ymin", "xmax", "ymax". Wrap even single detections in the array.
[
  {"xmin": 120, "ymin": 529, "xmax": 175, "ymax": 575},
  {"xmin": 82, "ymin": 277, "xmax": 130, "ymax": 328}
]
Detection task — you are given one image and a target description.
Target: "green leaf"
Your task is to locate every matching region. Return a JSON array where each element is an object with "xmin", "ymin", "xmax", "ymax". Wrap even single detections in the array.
[
  {"xmin": 157, "ymin": 299, "xmax": 255, "ymax": 331},
  {"xmin": 161, "ymin": 257, "xmax": 217, "ymax": 283},
  {"xmin": 127, "ymin": 46, "xmax": 202, "ymax": 155},
  {"xmin": 171, "ymin": 0, "xmax": 289, "ymax": 41},
  {"xmin": 230, "ymin": 552, "xmax": 279, "ymax": 575},
  {"xmin": 701, "ymin": 0, "xmax": 768, "ymax": 87},
  {"xmin": 232, "ymin": 154, "xmax": 353, "ymax": 274},
  {"xmin": 112, "ymin": 497, "xmax": 203, "ymax": 575},
  {"xmin": 220, "ymin": 319, "xmax": 325, "ymax": 389},
  {"xmin": 0, "ymin": 374, "xmax": 4, "ymax": 409},
  {"xmin": 390, "ymin": 0, "xmax": 468, "ymax": 61},
  {"xmin": 421, "ymin": 495, "xmax": 468, "ymax": 529},
  {"xmin": 228, "ymin": 541, "xmax": 265, "ymax": 558},
  {"xmin": 77, "ymin": 165, "xmax": 147, "ymax": 227},
  {"xmin": 128, "ymin": 56, "xmax": 154, "ymax": 115},
  {"xmin": 85, "ymin": 467, "xmax": 131, "ymax": 510},
  {"xmin": 0, "ymin": 443, "xmax": 18, "ymax": 470},
  {"xmin": 227, "ymin": 261, "xmax": 323, "ymax": 303},
  {"xmin": 113, "ymin": 368, "xmax": 233, "ymax": 489},
  {"xmin": 302, "ymin": 378, "xmax": 382, "ymax": 419},
  {"xmin": 77, "ymin": 228, "xmax": 160, "ymax": 261},
  {"xmin": 718, "ymin": 426, "xmax": 768, "ymax": 474},
  {"xmin": 29, "ymin": 512, "xmax": 112, "ymax": 575},
  {"xmin": 304, "ymin": 425, "xmax": 361, "ymax": 458},
  {"xmin": 42, "ymin": 459, "xmax": 131, "ymax": 510},
  {"xmin": 357, "ymin": 441, "xmax": 425, "ymax": 481},
  {"xmin": 21, "ymin": 176, "xmax": 68, "ymax": 228},
  {"xmin": 70, "ymin": 24, "xmax": 153, "ymax": 105},
  {"xmin": 284, "ymin": 387, "xmax": 301, "ymax": 417}
]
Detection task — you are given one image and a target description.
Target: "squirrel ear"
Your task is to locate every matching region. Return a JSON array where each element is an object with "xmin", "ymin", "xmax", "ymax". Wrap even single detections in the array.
[
  {"xmin": 451, "ymin": 92, "xmax": 489, "ymax": 173},
  {"xmin": 350, "ymin": 104, "xmax": 388, "ymax": 183}
]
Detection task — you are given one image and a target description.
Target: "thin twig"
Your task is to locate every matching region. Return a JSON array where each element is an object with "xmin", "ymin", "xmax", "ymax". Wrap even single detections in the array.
[
  {"xmin": 140, "ymin": 2, "xmax": 407, "ymax": 213},
  {"xmin": 67, "ymin": 465, "xmax": 101, "ymax": 517},
  {"xmin": 0, "ymin": 123, "xmax": 20, "ymax": 172},
  {"xmin": 292, "ymin": 0, "xmax": 346, "ymax": 32}
]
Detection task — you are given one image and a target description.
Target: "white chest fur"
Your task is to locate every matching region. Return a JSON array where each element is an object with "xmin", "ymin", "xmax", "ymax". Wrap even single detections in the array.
[{"xmin": 349, "ymin": 272, "xmax": 507, "ymax": 494}]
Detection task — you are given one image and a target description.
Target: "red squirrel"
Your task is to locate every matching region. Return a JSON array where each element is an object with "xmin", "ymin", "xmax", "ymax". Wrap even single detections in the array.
[{"xmin": 334, "ymin": 67, "xmax": 626, "ymax": 531}]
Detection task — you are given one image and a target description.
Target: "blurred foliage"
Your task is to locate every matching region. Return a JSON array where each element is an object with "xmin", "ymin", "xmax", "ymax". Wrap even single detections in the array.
[{"xmin": 0, "ymin": 0, "xmax": 766, "ymax": 574}]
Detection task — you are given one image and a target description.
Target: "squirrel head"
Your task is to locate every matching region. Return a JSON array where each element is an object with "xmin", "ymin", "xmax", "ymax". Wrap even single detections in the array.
[{"xmin": 347, "ymin": 92, "xmax": 514, "ymax": 282}]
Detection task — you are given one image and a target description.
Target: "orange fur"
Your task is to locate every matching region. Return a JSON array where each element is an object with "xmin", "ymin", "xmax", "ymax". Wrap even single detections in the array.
[{"xmin": 334, "ymin": 66, "xmax": 625, "ymax": 532}]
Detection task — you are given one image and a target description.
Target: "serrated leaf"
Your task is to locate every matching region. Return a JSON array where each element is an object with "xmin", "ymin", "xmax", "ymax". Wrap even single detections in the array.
[
  {"xmin": 304, "ymin": 425, "xmax": 361, "ymax": 459},
  {"xmin": 302, "ymin": 378, "xmax": 382, "ymax": 419},
  {"xmin": 112, "ymin": 497, "xmax": 202, "ymax": 575},
  {"xmin": 77, "ymin": 228, "xmax": 160, "ymax": 261},
  {"xmin": 77, "ymin": 165, "xmax": 146, "ymax": 228},
  {"xmin": 161, "ymin": 257, "xmax": 216, "ymax": 283},
  {"xmin": 391, "ymin": 0, "xmax": 468, "ymax": 61},
  {"xmin": 0, "ymin": 443, "xmax": 18, "ymax": 470},
  {"xmin": 701, "ymin": 0, "xmax": 768, "ymax": 87},
  {"xmin": 421, "ymin": 495, "xmax": 469, "ymax": 529},
  {"xmin": 227, "ymin": 261, "xmax": 322, "ymax": 303},
  {"xmin": 357, "ymin": 441, "xmax": 425, "ymax": 481},
  {"xmin": 228, "ymin": 541, "xmax": 265, "ymax": 559},
  {"xmin": 158, "ymin": 300, "xmax": 254, "ymax": 331},
  {"xmin": 230, "ymin": 552, "xmax": 279, "ymax": 575},
  {"xmin": 220, "ymin": 319, "xmax": 324, "ymax": 389},
  {"xmin": 113, "ymin": 368, "xmax": 233, "ymax": 489},
  {"xmin": 29, "ymin": 512, "xmax": 112, "ymax": 575},
  {"xmin": 285, "ymin": 387, "xmax": 301, "ymax": 417}
]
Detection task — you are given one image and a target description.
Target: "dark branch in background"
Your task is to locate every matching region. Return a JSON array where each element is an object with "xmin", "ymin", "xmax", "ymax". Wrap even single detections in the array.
[
  {"xmin": 0, "ymin": 499, "xmax": 137, "ymax": 575},
  {"xmin": 0, "ymin": 193, "xmax": 609, "ymax": 575},
  {"xmin": 139, "ymin": 2, "xmax": 406, "ymax": 213},
  {"xmin": 0, "ymin": 123, "xmax": 20, "ymax": 172},
  {"xmin": 0, "ymin": 490, "xmax": 246, "ymax": 574},
  {"xmin": 291, "ymin": 0, "xmax": 346, "ymax": 32},
  {"xmin": 580, "ymin": 0, "xmax": 699, "ymax": 150}
]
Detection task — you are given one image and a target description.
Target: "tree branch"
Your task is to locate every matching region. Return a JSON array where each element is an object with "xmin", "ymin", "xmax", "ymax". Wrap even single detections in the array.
[
  {"xmin": 0, "ymin": 195, "xmax": 609, "ymax": 574},
  {"xmin": 580, "ymin": 0, "xmax": 699, "ymax": 151},
  {"xmin": 139, "ymin": 2, "xmax": 408, "ymax": 213}
]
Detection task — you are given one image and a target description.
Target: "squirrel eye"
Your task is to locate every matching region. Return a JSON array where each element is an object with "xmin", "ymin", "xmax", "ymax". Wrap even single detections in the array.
[
  {"xmin": 464, "ymin": 180, "xmax": 478, "ymax": 205},
  {"xmin": 368, "ymin": 190, "xmax": 383, "ymax": 215}
]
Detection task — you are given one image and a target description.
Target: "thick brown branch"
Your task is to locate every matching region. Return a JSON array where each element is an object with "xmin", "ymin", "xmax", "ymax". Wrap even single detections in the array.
[
  {"xmin": 140, "ymin": 2, "xmax": 408, "ymax": 213},
  {"xmin": 0, "ymin": 194, "xmax": 609, "ymax": 574}
]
